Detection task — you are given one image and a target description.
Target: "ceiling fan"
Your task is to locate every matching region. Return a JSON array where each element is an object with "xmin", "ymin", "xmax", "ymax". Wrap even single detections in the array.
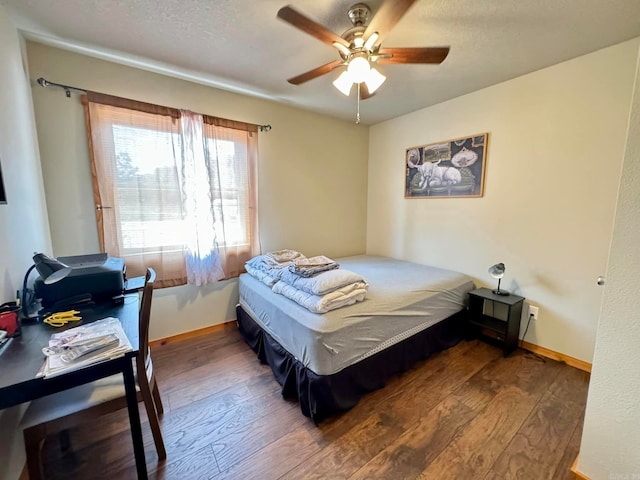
[{"xmin": 277, "ymin": 0, "xmax": 450, "ymax": 102}]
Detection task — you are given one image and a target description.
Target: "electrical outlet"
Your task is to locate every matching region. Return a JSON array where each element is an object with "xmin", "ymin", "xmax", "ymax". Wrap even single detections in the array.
[{"xmin": 528, "ymin": 305, "xmax": 539, "ymax": 321}]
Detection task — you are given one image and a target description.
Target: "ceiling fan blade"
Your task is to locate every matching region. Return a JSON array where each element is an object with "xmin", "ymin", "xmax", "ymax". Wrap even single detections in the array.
[
  {"xmin": 364, "ymin": 0, "xmax": 418, "ymax": 44},
  {"xmin": 277, "ymin": 6, "xmax": 350, "ymax": 49},
  {"xmin": 376, "ymin": 47, "xmax": 450, "ymax": 64},
  {"xmin": 359, "ymin": 83, "xmax": 376, "ymax": 100},
  {"xmin": 287, "ymin": 60, "xmax": 344, "ymax": 85}
]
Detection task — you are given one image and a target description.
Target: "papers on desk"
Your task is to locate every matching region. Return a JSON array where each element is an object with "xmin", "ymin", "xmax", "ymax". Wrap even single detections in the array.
[{"xmin": 38, "ymin": 317, "xmax": 133, "ymax": 379}]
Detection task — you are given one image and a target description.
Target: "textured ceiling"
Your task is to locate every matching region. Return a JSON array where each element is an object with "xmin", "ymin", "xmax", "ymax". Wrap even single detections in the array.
[{"xmin": 3, "ymin": 0, "xmax": 640, "ymax": 125}]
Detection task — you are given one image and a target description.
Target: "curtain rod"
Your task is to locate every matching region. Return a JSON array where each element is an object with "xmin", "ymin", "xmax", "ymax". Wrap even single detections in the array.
[
  {"xmin": 35, "ymin": 76, "xmax": 272, "ymax": 132},
  {"xmin": 37, "ymin": 77, "xmax": 86, "ymax": 97}
]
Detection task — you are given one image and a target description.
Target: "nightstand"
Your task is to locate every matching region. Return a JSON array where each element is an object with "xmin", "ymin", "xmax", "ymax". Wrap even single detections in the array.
[{"xmin": 468, "ymin": 287, "xmax": 525, "ymax": 356}]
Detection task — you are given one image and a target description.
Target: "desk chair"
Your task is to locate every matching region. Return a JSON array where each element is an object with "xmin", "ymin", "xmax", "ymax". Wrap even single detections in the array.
[{"xmin": 21, "ymin": 268, "xmax": 166, "ymax": 479}]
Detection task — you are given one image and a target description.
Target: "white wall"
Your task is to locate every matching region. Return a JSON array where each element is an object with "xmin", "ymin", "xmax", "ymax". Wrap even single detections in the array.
[
  {"xmin": 367, "ymin": 39, "xmax": 640, "ymax": 362},
  {"xmin": 578, "ymin": 47, "xmax": 640, "ymax": 479},
  {"xmin": 0, "ymin": 6, "xmax": 53, "ymax": 479},
  {"xmin": 26, "ymin": 41, "xmax": 369, "ymax": 340}
]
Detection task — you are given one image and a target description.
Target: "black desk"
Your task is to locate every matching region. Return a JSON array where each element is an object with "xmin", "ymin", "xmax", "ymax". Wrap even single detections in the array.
[{"xmin": 0, "ymin": 295, "xmax": 147, "ymax": 479}]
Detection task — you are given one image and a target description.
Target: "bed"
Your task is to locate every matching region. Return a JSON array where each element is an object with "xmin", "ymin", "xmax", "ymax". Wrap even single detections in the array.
[{"xmin": 236, "ymin": 255, "xmax": 473, "ymax": 422}]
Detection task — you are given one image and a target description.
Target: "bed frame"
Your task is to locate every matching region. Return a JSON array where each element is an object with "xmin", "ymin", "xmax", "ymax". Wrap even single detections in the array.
[{"xmin": 236, "ymin": 304, "xmax": 468, "ymax": 423}]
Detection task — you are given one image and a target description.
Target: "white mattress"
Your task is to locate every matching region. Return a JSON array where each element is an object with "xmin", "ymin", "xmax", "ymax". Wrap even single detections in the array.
[{"xmin": 239, "ymin": 255, "xmax": 473, "ymax": 376}]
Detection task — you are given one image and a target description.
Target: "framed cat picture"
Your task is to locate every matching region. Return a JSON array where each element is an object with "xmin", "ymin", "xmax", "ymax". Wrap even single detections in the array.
[{"xmin": 405, "ymin": 133, "xmax": 488, "ymax": 198}]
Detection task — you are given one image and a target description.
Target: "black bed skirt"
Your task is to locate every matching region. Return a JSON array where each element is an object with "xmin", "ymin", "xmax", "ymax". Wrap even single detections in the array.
[{"xmin": 236, "ymin": 305, "xmax": 467, "ymax": 423}]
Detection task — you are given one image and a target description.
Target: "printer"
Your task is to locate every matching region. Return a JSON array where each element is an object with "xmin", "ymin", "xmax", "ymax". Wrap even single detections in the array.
[{"xmin": 34, "ymin": 253, "xmax": 126, "ymax": 309}]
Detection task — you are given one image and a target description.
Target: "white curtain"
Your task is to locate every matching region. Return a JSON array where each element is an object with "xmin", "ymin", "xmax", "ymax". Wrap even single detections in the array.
[
  {"xmin": 179, "ymin": 110, "xmax": 225, "ymax": 285},
  {"xmin": 202, "ymin": 121, "xmax": 260, "ymax": 278},
  {"xmin": 85, "ymin": 94, "xmax": 258, "ymax": 288}
]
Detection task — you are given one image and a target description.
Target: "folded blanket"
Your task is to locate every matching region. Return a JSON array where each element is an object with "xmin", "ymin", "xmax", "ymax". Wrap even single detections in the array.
[
  {"xmin": 266, "ymin": 249, "xmax": 306, "ymax": 263},
  {"xmin": 272, "ymin": 280, "xmax": 367, "ymax": 314},
  {"xmin": 246, "ymin": 250, "xmax": 305, "ymax": 280},
  {"xmin": 289, "ymin": 255, "xmax": 339, "ymax": 278},
  {"xmin": 245, "ymin": 264, "xmax": 278, "ymax": 287},
  {"xmin": 278, "ymin": 268, "xmax": 367, "ymax": 296}
]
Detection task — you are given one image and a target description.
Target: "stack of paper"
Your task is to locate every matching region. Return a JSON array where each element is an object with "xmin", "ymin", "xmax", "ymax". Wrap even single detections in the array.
[{"xmin": 38, "ymin": 317, "xmax": 133, "ymax": 379}]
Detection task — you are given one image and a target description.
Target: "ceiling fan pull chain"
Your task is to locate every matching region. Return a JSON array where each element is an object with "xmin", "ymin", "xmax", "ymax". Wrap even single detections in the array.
[{"xmin": 356, "ymin": 83, "xmax": 361, "ymax": 124}]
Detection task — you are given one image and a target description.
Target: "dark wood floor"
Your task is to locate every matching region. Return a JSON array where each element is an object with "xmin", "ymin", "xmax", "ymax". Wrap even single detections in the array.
[{"xmin": 39, "ymin": 325, "xmax": 589, "ymax": 479}]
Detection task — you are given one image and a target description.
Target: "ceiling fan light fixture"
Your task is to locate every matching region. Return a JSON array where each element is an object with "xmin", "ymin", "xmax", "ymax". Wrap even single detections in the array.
[
  {"xmin": 364, "ymin": 32, "xmax": 379, "ymax": 51},
  {"xmin": 333, "ymin": 71, "xmax": 353, "ymax": 96},
  {"xmin": 347, "ymin": 54, "xmax": 370, "ymax": 83},
  {"xmin": 333, "ymin": 41, "xmax": 351, "ymax": 57},
  {"xmin": 277, "ymin": 1, "xmax": 451, "ymax": 124},
  {"xmin": 364, "ymin": 66, "xmax": 386, "ymax": 94}
]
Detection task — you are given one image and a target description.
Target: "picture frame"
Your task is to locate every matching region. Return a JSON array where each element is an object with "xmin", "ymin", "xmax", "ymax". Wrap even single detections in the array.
[
  {"xmin": 405, "ymin": 132, "xmax": 488, "ymax": 198},
  {"xmin": 0, "ymin": 157, "xmax": 6, "ymax": 204}
]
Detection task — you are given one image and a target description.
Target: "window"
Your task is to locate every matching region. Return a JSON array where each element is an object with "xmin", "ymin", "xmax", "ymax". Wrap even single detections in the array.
[
  {"xmin": 203, "ymin": 123, "xmax": 256, "ymax": 251},
  {"xmin": 83, "ymin": 93, "xmax": 258, "ymax": 287}
]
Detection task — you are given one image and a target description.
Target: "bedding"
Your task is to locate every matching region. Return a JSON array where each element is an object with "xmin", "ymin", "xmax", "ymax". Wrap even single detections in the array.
[
  {"xmin": 245, "ymin": 249, "xmax": 304, "ymax": 280},
  {"xmin": 277, "ymin": 267, "xmax": 367, "ymax": 296},
  {"xmin": 237, "ymin": 254, "xmax": 474, "ymax": 421},
  {"xmin": 244, "ymin": 264, "xmax": 278, "ymax": 287},
  {"xmin": 271, "ymin": 279, "xmax": 368, "ymax": 314},
  {"xmin": 237, "ymin": 305, "xmax": 466, "ymax": 422},
  {"xmin": 288, "ymin": 255, "xmax": 339, "ymax": 277},
  {"xmin": 244, "ymin": 251, "xmax": 368, "ymax": 313}
]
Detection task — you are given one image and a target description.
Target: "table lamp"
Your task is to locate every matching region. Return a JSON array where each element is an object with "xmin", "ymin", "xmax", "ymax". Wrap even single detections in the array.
[
  {"xmin": 22, "ymin": 253, "xmax": 72, "ymax": 321},
  {"xmin": 488, "ymin": 262, "xmax": 510, "ymax": 296}
]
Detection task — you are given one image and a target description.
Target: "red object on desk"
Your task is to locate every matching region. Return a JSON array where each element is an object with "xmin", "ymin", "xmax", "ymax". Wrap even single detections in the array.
[{"xmin": 0, "ymin": 310, "xmax": 19, "ymax": 337}]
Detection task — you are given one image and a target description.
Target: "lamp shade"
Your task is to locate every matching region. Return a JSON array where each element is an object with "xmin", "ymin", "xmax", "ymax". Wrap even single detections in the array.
[
  {"xmin": 364, "ymin": 32, "xmax": 379, "ymax": 51},
  {"xmin": 334, "ymin": 65, "xmax": 386, "ymax": 97},
  {"xmin": 364, "ymin": 67, "xmax": 386, "ymax": 94},
  {"xmin": 488, "ymin": 262, "xmax": 506, "ymax": 279},
  {"xmin": 488, "ymin": 262, "xmax": 509, "ymax": 296},
  {"xmin": 21, "ymin": 253, "xmax": 72, "ymax": 322},
  {"xmin": 333, "ymin": 71, "xmax": 353, "ymax": 96},
  {"xmin": 33, "ymin": 253, "xmax": 72, "ymax": 285},
  {"xmin": 346, "ymin": 55, "xmax": 370, "ymax": 83}
]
